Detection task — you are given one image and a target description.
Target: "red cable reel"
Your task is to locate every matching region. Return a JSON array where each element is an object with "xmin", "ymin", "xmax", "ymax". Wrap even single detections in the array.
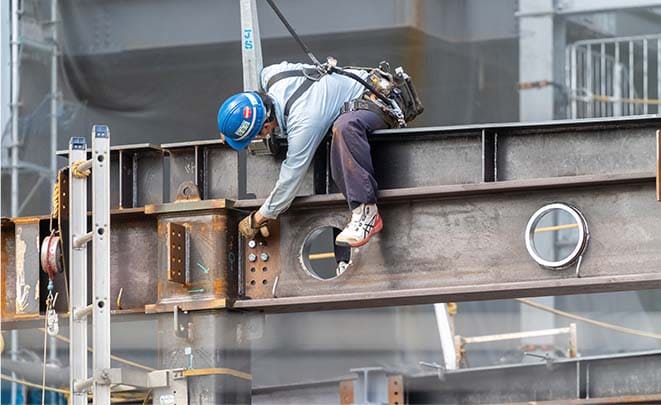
[{"xmin": 40, "ymin": 231, "xmax": 64, "ymax": 280}]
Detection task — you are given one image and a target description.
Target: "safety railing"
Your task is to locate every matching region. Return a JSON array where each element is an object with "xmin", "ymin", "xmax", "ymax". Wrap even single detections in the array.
[{"xmin": 566, "ymin": 34, "xmax": 661, "ymax": 119}]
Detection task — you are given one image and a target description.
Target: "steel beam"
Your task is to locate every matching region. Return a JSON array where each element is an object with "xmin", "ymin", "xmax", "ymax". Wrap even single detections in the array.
[
  {"xmin": 555, "ymin": 0, "xmax": 661, "ymax": 15},
  {"xmin": 251, "ymin": 350, "xmax": 661, "ymax": 404},
  {"xmin": 0, "ymin": 118, "xmax": 658, "ymax": 319}
]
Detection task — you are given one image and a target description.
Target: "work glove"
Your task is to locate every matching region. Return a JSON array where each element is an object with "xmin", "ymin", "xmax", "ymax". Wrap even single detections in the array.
[{"xmin": 239, "ymin": 211, "xmax": 271, "ymax": 239}]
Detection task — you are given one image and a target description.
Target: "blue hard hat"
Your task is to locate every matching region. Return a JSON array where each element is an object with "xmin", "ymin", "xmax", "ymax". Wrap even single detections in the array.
[{"xmin": 217, "ymin": 91, "xmax": 267, "ymax": 151}]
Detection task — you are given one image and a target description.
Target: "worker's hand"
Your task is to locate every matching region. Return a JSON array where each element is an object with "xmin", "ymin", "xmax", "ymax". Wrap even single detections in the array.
[{"xmin": 239, "ymin": 211, "xmax": 271, "ymax": 239}]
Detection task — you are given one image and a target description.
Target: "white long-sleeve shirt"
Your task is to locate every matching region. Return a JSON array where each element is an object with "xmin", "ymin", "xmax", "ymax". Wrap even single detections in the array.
[{"xmin": 257, "ymin": 62, "xmax": 367, "ymax": 219}]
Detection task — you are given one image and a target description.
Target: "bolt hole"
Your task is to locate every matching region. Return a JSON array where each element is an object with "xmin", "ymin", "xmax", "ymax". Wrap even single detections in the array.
[
  {"xmin": 262, "ymin": 267, "xmax": 267, "ymax": 272},
  {"xmin": 250, "ymin": 280, "xmax": 256, "ymax": 285},
  {"xmin": 97, "ymin": 300, "xmax": 105, "ymax": 308},
  {"xmin": 394, "ymin": 391, "xmax": 399, "ymax": 395},
  {"xmin": 97, "ymin": 227, "xmax": 105, "ymax": 235},
  {"xmin": 262, "ymin": 280, "xmax": 267, "ymax": 285},
  {"xmin": 97, "ymin": 154, "xmax": 105, "ymax": 162},
  {"xmin": 250, "ymin": 267, "xmax": 256, "ymax": 273}
]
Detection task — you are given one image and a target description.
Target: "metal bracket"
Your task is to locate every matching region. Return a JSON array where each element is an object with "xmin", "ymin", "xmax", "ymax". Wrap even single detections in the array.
[
  {"xmin": 167, "ymin": 222, "xmax": 190, "ymax": 285},
  {"xmin": 152, "ymin": 368, "xmax": 189, "ymax": 405},
  {"xmin": 173, "ymin": 305, "xmax": 192, "ymax": 341},
  {"xmin": 243, "ymin": 220, "xmax": 281, "ymax": 299},
  {"xmin": 175, "ymin": 180, "xmax": 201, "ymax": 202}
]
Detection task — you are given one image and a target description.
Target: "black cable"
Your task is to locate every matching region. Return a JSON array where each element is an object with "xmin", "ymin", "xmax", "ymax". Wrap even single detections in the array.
[
  {"xmin": 330, "ymin": 67, "xmax": 393, "ymax": 106},
  {"xmin": 263, "ymin": 0, "xmax": 398, "ymax": 115},
  {"xmin": 264, "ymin": 0, "xmax": 321, "ymax": 66}
]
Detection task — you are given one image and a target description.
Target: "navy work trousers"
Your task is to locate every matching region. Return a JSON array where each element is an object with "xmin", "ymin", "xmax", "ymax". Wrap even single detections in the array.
[{"xmin": 330, "ymin": 110, "xmax": 389, "ymax": 209}]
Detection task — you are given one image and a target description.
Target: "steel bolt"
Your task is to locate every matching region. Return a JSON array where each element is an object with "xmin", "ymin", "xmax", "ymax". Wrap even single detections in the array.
[
  {"xmin": 248, "ymin": 253, "xmax": 257, "ymax": 262},
  {"xmin": 260, "ymin": 253, "xmax": 269, "ymax": 262},
  {"xmin": 248, "ymin": 240, "xmax": 256, "ymax": 249}
]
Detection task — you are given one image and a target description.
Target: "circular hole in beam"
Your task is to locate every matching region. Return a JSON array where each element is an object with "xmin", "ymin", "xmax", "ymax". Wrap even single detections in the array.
[
  {"xmin": 525, "ymin": 203, "xmax": 589, "ymax": 270},
  {"xmin": 300, "ymin": 226, "xmax": 351, "ymax": 281}
]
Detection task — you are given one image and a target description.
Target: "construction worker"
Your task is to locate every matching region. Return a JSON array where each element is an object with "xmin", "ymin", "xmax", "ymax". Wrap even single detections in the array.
[{"xmin": 218, "ymin": 61, "xmax": 393, "ymax": 247}]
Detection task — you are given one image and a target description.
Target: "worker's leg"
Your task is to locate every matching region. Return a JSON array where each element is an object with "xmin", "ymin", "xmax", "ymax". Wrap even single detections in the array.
[
  {"xmin": 331, "ymin": 110, "xmax": 388, "ymax": 247},
  {"xmin": 330, "ymin": 110, "xmax": 387, "ymax": 207}
]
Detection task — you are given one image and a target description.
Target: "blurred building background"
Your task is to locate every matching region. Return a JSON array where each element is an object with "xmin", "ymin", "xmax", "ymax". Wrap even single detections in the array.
[{"xmin": 2, "ymin": 0, "xmax": 661, "ymax": 402}]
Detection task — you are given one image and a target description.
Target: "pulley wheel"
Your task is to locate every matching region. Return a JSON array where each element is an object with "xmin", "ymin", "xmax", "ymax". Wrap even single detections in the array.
[{"xmin": 41, "ymin": 234, "xmax": 63, "ymax": 278}]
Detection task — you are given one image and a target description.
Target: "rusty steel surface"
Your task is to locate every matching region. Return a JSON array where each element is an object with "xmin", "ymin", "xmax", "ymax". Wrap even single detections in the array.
[
  {"xmin": 339, "ymin": 380, "xmax": 354, "ymax": 405},
  {"xmin": 243, "ymin": 221, "xmax": 281, "ymax": 299},
  {"xmin": 145, "ymin": 210, "xmax": 238, "ymax": 314},
  {"xmin": 388, "ymin": 375, "xmax": 404, "ymax": 405},
  {"xmin": 1, "ymin": 221, "xmax": 15, "ymax": 318},
  {"xmin": 167, "ymin": 222, "xmax": 189, "ymax": 284}
]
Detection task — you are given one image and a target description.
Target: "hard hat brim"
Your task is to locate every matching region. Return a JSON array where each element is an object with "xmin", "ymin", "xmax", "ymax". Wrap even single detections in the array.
[{"xmin": 223, "ymin": 133, "xmax": 255, "ymax": 151}]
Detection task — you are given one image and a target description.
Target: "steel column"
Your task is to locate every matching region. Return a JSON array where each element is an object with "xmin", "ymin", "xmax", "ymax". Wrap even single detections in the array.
[{"xmin": 50, "ymin": 0, "xmax": 59, "ymax": 197}]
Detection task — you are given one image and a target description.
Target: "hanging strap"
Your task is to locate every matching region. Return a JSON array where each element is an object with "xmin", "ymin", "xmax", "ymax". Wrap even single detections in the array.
[{"xmin": 264, "ymin": 68, "xmax": 325, "ymax": 132}]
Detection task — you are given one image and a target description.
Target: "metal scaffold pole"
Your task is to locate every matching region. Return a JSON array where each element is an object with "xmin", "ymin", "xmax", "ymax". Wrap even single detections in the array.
[
  {"xmin": 92, "ymin": 125, "xmax": 111, "ymax": 404},
  {"xmin": 69, "ymin": 136, "xmax": 89, "ymax": 405},
  {"xmin": 50, "ymin": 0, "xmax": 59, "ymax": 194},
  {"xmin": 9, "ymin": 0, "xmax": 19, "ymax": 219},
  {"xmin": 9, "ymin": 1, "xmax": 20, "ymax": 400}
]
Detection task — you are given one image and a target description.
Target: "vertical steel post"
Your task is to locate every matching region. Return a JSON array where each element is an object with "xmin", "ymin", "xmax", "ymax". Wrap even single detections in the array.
[
  {"xmin": 50, "ymin": 0, "xmax": 59, "ymax": 193},
  {"xmin": 658, "ymin": 39, "xmax": 661, "ymax": 114},
  {"xmin": 10, "ymin": 0, "xmax": 19, "ymax": 218},
  {"xmin": 586, "ymin": 45, "xmax": 593, "ymax": 118},
  {"xmin": 570, "ymin": 45, "xmax": 577, "ymax": 119},
  {"xmin": 92, "ymin": 125, "xmax": 111, "ymax": 404},
  {"xmin": 614, "ymin": 42, "xmax": 622, "ymax": 117},
  {"xmin": 433, "ymin": 303, "xmax": 457, "ymax": 370},
  {"xmin": 69, "ymin": 136, "xmax": 89, "ymax": 405},
  {"xmin": 238, "ymin": 0, "xmax": 263, "ymax": 198},
  {"xmin": 240, "ymin": 0, "xmax": 263, "ymax": 91},
  {"xmin": 629, "ymin": 41, "xmax": 634, "ymax": 115},
  {"xmin": 6, "ymin": 0, "xmax": 19, "ymax": 401},
  {"xmin": 600, "ymin": 43, "xmax": 606, "ymax": 117},
  {"xmin": 643, "ymin": 39, "xmax": 648, "ymax": 114}
]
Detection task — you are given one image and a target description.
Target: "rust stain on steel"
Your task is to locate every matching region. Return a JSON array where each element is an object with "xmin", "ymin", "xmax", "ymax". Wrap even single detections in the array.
[
  {"xmin": 151, "ymin": 213, "xmax": 236, "ymax": 312},
  {"xmin": 167, "ymin": 222, "xmax": 188, "ymax": 284},
  {"xmin": 1, "ymin": 224, "xmax": 16, "ymax": 318},
  {"xmin": 145, "ymin": 198, "xmax": 232, "ymax": 215},
  {"xmin": 507, "ymin": 393, "xmax": 661, "ymax": 404},
  {"xmin": 14, "ymin": 225, "xmax": 28, "ymax": 313},
  {"xmin": 110, "ymin": 216, "xmax": 158, "ymax": 311},
  {"xmin": 656, "ymin": 130, "xmax": 661, "ymax": 201},
  {"xmin": 388, "ymin": 375, "xmax": 404, "ymax": 405},
  {"xmin": 243, "ymin": 220, "xmax": 281, "ymax": 299},
  {"xmin": 339, "ymin": 380, "xmax": 354, "ymax": 405}
]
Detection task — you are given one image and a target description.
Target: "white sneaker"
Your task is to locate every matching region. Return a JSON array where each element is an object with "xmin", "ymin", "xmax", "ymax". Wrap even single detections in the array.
[{"xmin": 335, "ymin": 204, "xmax": 383, "ymax": 247}]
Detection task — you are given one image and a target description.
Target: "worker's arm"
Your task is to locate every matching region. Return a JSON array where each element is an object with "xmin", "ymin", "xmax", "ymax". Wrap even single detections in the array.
[{"xmin": 257, "ymin": 119, "xmax": 327, "ymax": 220}]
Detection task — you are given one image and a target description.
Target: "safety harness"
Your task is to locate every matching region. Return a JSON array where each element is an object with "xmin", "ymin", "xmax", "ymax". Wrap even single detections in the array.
[{"xmin": 262, "ymin": 67, "xmax": 326, "ymax": 133}]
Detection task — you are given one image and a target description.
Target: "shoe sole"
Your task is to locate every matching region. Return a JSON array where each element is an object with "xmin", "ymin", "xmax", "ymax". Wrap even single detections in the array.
[{"xmin": 335, "ymin": 215, "xmax": 383, "ymax": 248}]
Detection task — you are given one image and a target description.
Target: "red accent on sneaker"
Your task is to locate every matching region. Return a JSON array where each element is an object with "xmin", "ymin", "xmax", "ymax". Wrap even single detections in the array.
[{"xmin": 347, "ymin": 213, "xmax": 383, "ymax": 248}]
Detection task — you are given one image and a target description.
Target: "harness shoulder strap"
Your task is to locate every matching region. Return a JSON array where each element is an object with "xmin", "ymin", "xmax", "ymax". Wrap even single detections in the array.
[
  {"xmin": 264, "ymin": 68, "xmax": 324, "ymax": 132},
  {"xmin": 265, "ymin": 70, "xmax": 306, "ymax": 92}
]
